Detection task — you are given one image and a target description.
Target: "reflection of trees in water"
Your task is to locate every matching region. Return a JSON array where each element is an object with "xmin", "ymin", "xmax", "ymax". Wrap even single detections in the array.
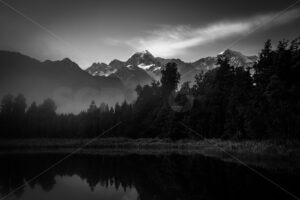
[{"xmin": 0, "ymin": 154, "xmax": 298, "ymax": 200}]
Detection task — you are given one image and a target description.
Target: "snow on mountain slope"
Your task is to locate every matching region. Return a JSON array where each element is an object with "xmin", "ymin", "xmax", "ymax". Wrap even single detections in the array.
[
  {"xmin": 86, "ymin": 62, "xmax": 117, "ymax": 77},
  {"xmin": 138, "ymin": 63, "xmax": 155, "ymax": 70},
  {"xmin": 192, "ymin": 49, "xmax": 258, "ymax": 73},
  {"xmin": 86, "ymin": 49, "xmax": 258, "ymax": 88}
]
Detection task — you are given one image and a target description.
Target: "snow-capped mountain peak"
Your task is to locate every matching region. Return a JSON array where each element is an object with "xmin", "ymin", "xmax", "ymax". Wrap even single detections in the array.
[
  {"xmin": 86, "ymin": 49, "xmax": 258, "ymax": 88},
  {"xmin": 221, "ymin": 49, "xmax": 258, "ymax": 67},
  {"xmin": 86, "ymin": 62, "xmax": 116, "ymax": 77},
  {"xmin": 134, "ymin": 50, "xmax": 152, "ymax": 57},
  {"xmin": 124, "ymin": 50, "xmax": 163, "ymax": 80}
]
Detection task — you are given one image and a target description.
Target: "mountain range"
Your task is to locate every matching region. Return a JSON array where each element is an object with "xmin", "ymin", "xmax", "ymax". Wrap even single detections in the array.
[
  {"xmin": 0, "ymin": 49, "xmax": 258, "ymax": 113},
  {"xmin": 86, "ymin": 49, "xmax": 258, "ymax": 87},
  {"xmin": 0, "ymin": 51, "xmax": 127, "ymax": 113}
]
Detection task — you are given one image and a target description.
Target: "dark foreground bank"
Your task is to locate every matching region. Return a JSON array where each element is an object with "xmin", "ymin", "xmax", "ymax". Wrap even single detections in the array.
[{"xmin": 0, "ymin": 138, "xmax": 299, "ymax": 173}]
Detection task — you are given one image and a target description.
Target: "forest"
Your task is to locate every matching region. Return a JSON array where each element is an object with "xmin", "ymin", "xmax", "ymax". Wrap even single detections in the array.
[{"xmin": 0, "ymin": 38, "xmax": 299, "ymax": 140}]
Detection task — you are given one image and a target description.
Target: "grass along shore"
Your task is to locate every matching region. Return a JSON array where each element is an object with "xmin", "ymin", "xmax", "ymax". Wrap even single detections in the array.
[{"xmin": 0, "ymin": 138, "xmax": 299, "ymax": 173}]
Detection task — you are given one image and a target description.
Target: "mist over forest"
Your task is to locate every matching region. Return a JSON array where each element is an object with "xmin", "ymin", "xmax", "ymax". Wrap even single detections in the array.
[
  {"xmin": 1, "ymin": 1, "xmax": 300, "ymax": 199},
  {"xmin": 1, "ymin": 38, "xmax": 299, "ymax": 140}
]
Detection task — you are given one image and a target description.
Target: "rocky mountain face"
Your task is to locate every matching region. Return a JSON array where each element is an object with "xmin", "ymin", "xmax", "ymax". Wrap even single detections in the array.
[
  {"xmin": 221, "ymin": 49, "xmax": 258, "ymax": 69},
  {"xmin": 192, "ymin": 49, "xmax": 258, "ymax": 72},
  {"xmin": 110, "ymin": 65, "xmax": 154, "ymax": 89},
  {"xmin": 86, "ymin": 49, "xmax": 258, "ymax": 87},
  {"xmin": 125, "ymin": 50, "xmax": 162, "ymax": 81},
  {"xmin": 126, "ymin": 50, "xmax": 160, "ymax": 67},
  {"xmin": 87, "ymin": 51, "xmax": 158, "ymax": 88},
  {"xmin": 191, "ymin": 56, "xmax": 218, "ymax": 71},
  {"xmin": 86, "ymin": 62, "xmax": 117, "ymax": 77},
  {"xmin": 109, "ymin": 59, "xmax": 125, "ymax": 69}
]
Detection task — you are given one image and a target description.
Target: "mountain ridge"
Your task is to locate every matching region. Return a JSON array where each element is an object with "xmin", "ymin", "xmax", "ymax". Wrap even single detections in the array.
[
  {"xmin": 0, "ymin": 50, "xmax": 128, "ymax": 113},
  {"xmin": 0, "ymin": 49, "xmax": 258, "ymax": 113},
  {"xmin": 86, "ymin": 49, "xmax": 258, "ymax": 87}
]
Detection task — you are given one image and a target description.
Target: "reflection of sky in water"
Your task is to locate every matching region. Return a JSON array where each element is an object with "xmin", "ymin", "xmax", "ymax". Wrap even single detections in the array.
[
  {"xmin": 3, "ymin": 175, "xmax": 138, "ymax": 200},
  {"xmin": 0, "ymin": 154, "xmax": 299, "ymax": 200}
]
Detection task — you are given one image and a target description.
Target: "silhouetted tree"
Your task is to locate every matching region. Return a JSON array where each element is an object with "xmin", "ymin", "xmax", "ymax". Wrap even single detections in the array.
[
  {"xmin": 0, "ymin": 94, "xmax": 14, "ymax": 137},
  {"xmin": 12, "ymin": 94, "xmax": 27, "ymax": 116},
  {"xmin": 161, "ymin": 62, "xmax": 180, "ymax": 97},
  {"xmin": 88, "ymin": 100, "xmax": 97, "ymax": 113},
  {"xmin": 39, "ymin": 98, "xmax": 57, "ymax": 115},
  {"xmin": 0, "ymin": 94, "xmax": 13, "ymax": 115}
]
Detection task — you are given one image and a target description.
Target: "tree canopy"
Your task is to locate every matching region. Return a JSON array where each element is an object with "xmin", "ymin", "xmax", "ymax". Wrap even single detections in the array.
[{"xmin": 0, "ymin": 37, "xmax": 299, "ymax": 140}]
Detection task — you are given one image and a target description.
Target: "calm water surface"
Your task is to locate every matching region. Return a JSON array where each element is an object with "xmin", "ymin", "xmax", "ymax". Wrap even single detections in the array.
[{"xmin": 0, "ymin": 154, "xmax": 299, "ymax": 200}]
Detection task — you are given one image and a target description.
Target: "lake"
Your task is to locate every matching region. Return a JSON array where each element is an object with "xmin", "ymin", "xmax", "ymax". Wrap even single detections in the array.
[{"xmin": 0, "ymin": 153, "xmax": 299, "ymax": 200}]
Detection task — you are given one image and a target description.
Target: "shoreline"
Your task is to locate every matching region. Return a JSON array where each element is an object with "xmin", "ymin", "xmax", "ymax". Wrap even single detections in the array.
[{"xmin": 0, "ymin": 138, "xmax": 299, "ymax": 173}]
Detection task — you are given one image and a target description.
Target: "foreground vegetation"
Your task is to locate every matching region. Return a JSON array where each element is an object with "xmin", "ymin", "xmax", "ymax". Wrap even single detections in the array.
[{"xmin": 0, "ymin": 38, "xmax": 299, "ymax": 140}]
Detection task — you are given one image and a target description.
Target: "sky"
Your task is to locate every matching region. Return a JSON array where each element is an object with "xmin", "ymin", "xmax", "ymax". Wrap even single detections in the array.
[{"xmin": 0, "ymin": 0, "xmax": 299, "ymax": 68}]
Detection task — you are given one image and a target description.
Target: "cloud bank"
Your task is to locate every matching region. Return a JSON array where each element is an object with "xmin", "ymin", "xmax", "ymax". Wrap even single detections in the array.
[{"xmin": 124, "ymin": 8, "xmax": 300, "ymax": 57}]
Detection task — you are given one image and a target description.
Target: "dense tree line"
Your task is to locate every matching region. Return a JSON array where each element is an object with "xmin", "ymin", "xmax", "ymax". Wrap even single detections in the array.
[{"xmin": 0, "ymin": 38, "xmax": 299, "ymax": 140}]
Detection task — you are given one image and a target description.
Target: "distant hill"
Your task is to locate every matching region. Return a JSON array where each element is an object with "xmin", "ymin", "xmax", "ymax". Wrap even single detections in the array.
[{"xmin": 0, "ymin": 51, "xmax": 127, "ymax": 113}]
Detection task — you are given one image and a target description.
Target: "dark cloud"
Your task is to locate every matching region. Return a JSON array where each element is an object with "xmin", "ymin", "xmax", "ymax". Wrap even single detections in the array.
[{"xmin": 0, "ymin": 0, "xmax": 299, "ymax": 67}]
